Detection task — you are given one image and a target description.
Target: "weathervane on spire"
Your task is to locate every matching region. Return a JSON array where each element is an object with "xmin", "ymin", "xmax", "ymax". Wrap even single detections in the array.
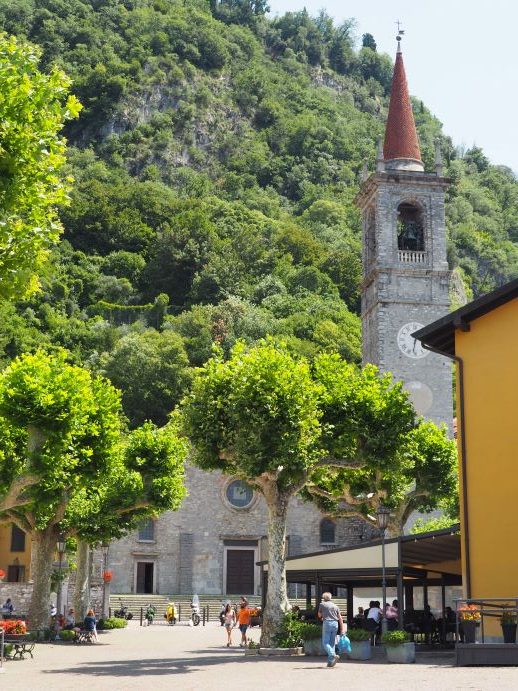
[{"xmin": 395, "ymin": 20, "xmax": 405, "ymax": 51}]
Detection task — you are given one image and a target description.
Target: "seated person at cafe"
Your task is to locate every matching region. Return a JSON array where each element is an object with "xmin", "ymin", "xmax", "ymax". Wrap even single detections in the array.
[
  {"xmin": 385, "ymin": 600, "xmax": 399, "ymax": 630},
  {"xmin": 2, "ymin": 598, "xmax": 15, "ymax": 614},
  {"xmin": 365, "ymin": 600, "xmax": 382, "ymax": 635}
]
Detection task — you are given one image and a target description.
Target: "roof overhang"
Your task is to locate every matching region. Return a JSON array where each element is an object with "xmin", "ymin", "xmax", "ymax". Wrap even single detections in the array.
[
  {"xmin": 260, "ymin": 526, "xmax": 461, "ymax": 584},
  {"xmin": 413, "ymin": 278, "xmax": 518, "ymax": 356}
]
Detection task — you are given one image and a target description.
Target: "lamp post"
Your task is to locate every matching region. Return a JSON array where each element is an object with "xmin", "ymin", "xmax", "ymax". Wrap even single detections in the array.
[
  {"xmin": 55, "ymin": 532, "xmax": 66, "ymax": 635},
  {"xmin": 376, "ymin": 506, "xmax": 390, "ymax": 634},
  {"xmin": 101, "ymin": 543, "xmax": 109, "ymax": 618}
]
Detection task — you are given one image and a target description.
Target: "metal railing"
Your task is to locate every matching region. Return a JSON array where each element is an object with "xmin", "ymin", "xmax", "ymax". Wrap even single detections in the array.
[
  {"xmin": 454, "ymin": 597, "xmax": 518, "ymax": 645},
  {"xmin": 398, "ymin": 250, "xmax": 427, "ymax": 264}
]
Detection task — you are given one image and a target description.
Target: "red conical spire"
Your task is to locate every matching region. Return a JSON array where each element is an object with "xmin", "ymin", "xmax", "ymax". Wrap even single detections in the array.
[{"xmin": 383, "ymin": 42, "xmax": 423, "ymax": 171}]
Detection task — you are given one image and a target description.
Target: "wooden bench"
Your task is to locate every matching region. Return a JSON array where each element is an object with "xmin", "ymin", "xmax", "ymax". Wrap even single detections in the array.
[{"xmin": 4, "ymin": 634, "xmax": 36, "ymax": 659}]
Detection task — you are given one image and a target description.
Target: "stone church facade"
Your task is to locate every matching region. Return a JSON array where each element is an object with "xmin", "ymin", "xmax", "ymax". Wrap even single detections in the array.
[
  {"xmin": 109, "ymin": 466, "xmax": 373, "ymax": 595},
  {"xmin": 108, "ymin": 40, "xmax": 452, "ymax": 598}
]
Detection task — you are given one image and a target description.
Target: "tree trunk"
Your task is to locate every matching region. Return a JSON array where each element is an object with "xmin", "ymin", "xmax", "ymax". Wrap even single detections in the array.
[
  {"xmin": 73, "ymin": 540, "xmax": 91, "ymax": 620},
  {"xmin": 260, "ymin": 484, "xmax": 291, "ymax": 647},
  {"xmin": 28, "ymin": 526, "xmax": 59, "ymax": 631}
]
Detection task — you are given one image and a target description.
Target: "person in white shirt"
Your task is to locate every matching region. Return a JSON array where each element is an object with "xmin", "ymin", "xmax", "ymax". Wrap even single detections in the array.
[{"xmin": 366, "ymin": 600, "xmax": 382, "ymax": 623}]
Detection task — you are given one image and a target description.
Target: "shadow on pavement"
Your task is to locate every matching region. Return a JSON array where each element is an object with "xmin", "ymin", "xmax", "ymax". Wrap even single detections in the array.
[{"xmin": 43, "ymin": 655, "xmax": 252, "ymax": 677}]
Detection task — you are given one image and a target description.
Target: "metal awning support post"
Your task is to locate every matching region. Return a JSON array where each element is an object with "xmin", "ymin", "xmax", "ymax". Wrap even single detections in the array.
[
  {"xmin": 347, "ymin": 585, "xmax": 354, "ymax": 627},
  {"xmin": 397, "ymin": 570, "xmax": 404, "ymax": 629},
  {"xmin": 315, "ymin": 572, "xmax": 322, "ymax": 609},
  {"xmin": 305, "ymin": 582, "xmax": 312, "ymax": 610},
  {"xmin": 441, "ymin": 577, "xmax": 447, "ymax": 643}
]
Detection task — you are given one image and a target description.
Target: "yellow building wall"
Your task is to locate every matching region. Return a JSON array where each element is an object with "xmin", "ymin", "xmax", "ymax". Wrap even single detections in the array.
[
  {"xmin": 455, "ymin": 297, "xmax": 518, "ymax": 601},
  {"xmin": 0, "ymin": 524, "xmax": 32, "ymax": 581}
]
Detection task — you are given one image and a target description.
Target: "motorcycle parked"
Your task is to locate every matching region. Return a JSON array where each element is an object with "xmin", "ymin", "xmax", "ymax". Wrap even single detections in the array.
[
  {"xmin": 164, "ymin": 602, "xmax": 177, "ymax": 625},
  {"xmin": 145, "ymin": 604, "xmax": 156, "ymax": 625},
  {"xmin": 114, "ymin": 599, "xmax": 134, "ymax": 620},
  {"xmin": 191, "ymin": 594, "xmax": 201, "ymax": 626}
]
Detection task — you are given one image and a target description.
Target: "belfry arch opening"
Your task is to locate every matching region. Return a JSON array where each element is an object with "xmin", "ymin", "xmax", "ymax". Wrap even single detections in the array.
[{"xmin": 397, "ymin": 202, "xmax": 424, "ymax": 252}]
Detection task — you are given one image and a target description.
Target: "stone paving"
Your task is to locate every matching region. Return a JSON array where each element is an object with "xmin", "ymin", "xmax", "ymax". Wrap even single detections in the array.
[{"xmin": 3, "ymin": 620, "xmax": 518, "ymax": 690}]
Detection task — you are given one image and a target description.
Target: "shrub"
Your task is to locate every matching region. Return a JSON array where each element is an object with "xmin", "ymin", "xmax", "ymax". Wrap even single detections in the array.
[
  {"xmin": 3, "ymin": 643, "xmax": 14, "ymax": 658},
  {"xmin": 381, "ymin": 630, "xmax": 410, "ymax": 646},
  {"xmin": 300, "ymin": 623, "xmax": 322, "ymax": 641},
  {"xmin": 59, "ymin": 630, "xmax": 76, "ymax": 642},
  {"xmin": 347, "ymin": 628, "xmax": 372, "ymax": 642},
  {"xmin": 98, "ymin": 617, "xmax": 128, "ymax": 630},
  {"xmin": 272, "ymin": 611, "xmax": 305, "ymax": 648}
]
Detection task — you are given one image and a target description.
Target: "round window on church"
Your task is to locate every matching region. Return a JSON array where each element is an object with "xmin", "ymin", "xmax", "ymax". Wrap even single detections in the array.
[{"xmin": 225, "ymin": 480, "xmax": 255, "ymax": 510}]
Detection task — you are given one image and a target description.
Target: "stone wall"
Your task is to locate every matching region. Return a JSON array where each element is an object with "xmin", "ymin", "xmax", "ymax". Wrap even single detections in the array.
[{"xmin": 0, "ymin": 582, "xmax": 33, "ymax": 613}]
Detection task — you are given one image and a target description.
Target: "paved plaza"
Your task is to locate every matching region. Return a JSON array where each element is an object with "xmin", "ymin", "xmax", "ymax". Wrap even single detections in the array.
[{"xmin": 3, "ymin": 620, "xmax": 518, "ymax": 690}]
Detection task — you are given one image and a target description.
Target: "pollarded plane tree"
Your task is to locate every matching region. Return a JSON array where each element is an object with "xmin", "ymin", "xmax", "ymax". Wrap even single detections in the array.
[
  {"xmin": 182, "ymin": 342, "xmax": 450, "ymax": 645},
  {"xmin": 69, "ymin": 419, "xmax": 188, "ymax": 618},
  {"xmin": 304, "ymin": 356, "xmax": 458, "ymax": 535},
  {"xmin": 0, "ymin": 351, "xmax": 188, "ymax": 629}
]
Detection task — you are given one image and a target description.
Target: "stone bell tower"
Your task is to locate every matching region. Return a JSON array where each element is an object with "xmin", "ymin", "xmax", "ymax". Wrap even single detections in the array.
[{"xmin": 356, "ymin": 36, "xmax": 452, "ymax": 428}]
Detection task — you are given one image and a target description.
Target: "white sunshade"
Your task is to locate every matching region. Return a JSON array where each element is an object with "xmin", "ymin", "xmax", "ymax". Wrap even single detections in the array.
[{"xmin": 264, "ymin": 541, "xmax": 399, "ymax": 572}]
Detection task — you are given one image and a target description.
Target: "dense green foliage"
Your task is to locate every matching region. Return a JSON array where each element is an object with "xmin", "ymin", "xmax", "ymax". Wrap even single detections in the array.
[
  {"xmin": 0, "ymin": 1, "xmax": 516, "ymax": 426},
  {"xmin": 0, "ymin": 33, "xmax": 81, "ymax": 300}
]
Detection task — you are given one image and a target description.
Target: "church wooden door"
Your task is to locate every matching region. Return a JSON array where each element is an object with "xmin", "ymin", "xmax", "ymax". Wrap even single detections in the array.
[
  {"xmin": 136, "ymin": 561, "xmax": 154, "ymax": 594},
  {"xmin": 226, "ymin": 549, "xmax": 254, "ymax": 594}
]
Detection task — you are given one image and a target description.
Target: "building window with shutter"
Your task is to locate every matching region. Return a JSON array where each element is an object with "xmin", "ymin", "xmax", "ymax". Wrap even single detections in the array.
[
  {"xmin": 10, "ymin": 525, "xmax": 26, "ymax": 552},
  {"xmin": 320, "ymin": 518, "xmax": 336, "ymax": 545},
  {"xmin": 138, "ymin": 519, "xmax": 155, "ymax": 542}
]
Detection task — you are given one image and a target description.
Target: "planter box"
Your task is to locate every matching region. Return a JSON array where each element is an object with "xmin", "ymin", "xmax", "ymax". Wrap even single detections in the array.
[
  {"xmin": 244, "ymin": 648, "xmax": 260, "ymax": 656},
  {"xmin": 348, "ymin": 640, "xmax": 372, "ymax": 661},
  {"xmin": 385, "ymin": 642, "xmax": 415, "ymax": 664},
  {"xmin": 502, "ymin": 624, "xmax": 517, "ymax": 644},
  {"xmin": 456, "ymin": 643, "xmax": 518, "ymax": 666},
  {"xmin": 461, "ymin": 620, "xmax": 478, "ymax": 643},
  {"xmin": 258, "ymin": 647, "xmax": 304, "ymax": 657},
  {"xmin": 303, "ymin": 638, "xmax": 324, "ymax": 656}
]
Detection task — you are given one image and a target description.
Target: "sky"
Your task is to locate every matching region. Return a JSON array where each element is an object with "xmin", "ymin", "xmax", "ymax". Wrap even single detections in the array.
[{"xmin": 268, "ymin": 0, "xmax": 518, "ymax": 171}]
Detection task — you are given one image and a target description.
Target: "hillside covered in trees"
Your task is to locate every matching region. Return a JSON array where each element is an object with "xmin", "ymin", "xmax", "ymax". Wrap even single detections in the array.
[{"xmin": 0, "ymin": 0, "xmax": 517, "ymax": 426}]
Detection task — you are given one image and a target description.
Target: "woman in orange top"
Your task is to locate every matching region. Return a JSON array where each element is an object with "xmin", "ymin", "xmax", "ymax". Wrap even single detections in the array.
[{"xmin": 237, "ymin": 597, "xmax": 251, "ymax": 647}]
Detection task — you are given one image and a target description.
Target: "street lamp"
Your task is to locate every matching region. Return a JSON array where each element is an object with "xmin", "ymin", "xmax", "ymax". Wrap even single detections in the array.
[
  {"xmin": 376, "ymin": 506, "xmax": 390, "ymax": 634},
  {"xmin": 55, "ymin": 532, "xmax": 66, "ymax": 635},
  {"xmin": 101, "ymin": 543, "xmax": 109, "ymax": 618}
]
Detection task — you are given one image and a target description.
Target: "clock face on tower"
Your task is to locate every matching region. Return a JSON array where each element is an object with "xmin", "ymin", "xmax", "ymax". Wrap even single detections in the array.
[{"xmin": 397, "ymin": 322, "xmax": 428, "ymax": 359}]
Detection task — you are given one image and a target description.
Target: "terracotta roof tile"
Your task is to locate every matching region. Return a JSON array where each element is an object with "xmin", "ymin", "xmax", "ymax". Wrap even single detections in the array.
[{"xmin": 383, "ymin": 50, "xmax": 422, "ymax": 163}]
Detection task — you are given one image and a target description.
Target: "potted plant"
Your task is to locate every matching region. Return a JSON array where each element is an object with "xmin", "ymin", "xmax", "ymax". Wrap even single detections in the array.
[
  {"xmin": 264, "ymin": 612, "xmax": 304, "ymax": 656},
  {"xmin": 458, "ymin": 604, "xmax": 480, "ymax": 644},
  {"xmin": 500, "ymin": 611, "xmax": 517, "ymax": 644},
  {"xmin": 300, "ymin": 623, "xmax": 323, "ymax": 656},
  {"xmin": 347, "ymin": 628, "xmax": 372, "ymax": 660},
  {"xmin": 244, "ymin": 638, "xmax": 260, "ymax": 656},
  {"xmin": 381, "ymin": 630, "xmax": 415, "ymax": 663}
]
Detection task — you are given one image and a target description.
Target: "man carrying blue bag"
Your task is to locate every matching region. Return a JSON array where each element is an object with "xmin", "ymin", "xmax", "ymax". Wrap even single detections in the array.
[{"xmin": 317, "ymin": 592, "xmax": 345, "ymax": 668}]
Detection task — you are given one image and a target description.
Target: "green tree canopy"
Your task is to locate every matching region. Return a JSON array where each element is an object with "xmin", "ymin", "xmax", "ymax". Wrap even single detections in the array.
[
  {"xmin": 0, "ymin": 350, "xmax": 188, "ymax": 628},
  {"xmin": 182, "ymin": 342, "xmax": 454, "ymax": 643},
  {"xmin": 0, "ymin": 33, "xmax": 81, "ymax": 300}
]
